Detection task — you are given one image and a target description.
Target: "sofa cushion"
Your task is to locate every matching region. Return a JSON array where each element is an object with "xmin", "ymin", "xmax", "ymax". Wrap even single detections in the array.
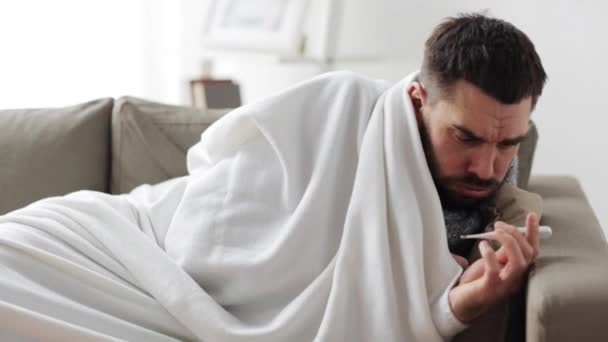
[
  {"xmin": 111, "ymin": 96, "xmax": 231, "ymax": 194},
  {"xmin": 0, "ymin": 98, "xmax": 113, "ymax": 215}
]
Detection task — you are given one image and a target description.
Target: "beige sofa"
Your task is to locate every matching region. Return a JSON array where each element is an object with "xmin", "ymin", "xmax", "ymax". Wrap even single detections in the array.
[{"xmin": 1, "ymin": 97, "xmax": 607, "ymax": 341}]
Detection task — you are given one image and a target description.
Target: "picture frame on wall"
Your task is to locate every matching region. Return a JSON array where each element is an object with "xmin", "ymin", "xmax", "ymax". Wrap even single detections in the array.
[{"xmin": 203, "ymin": 0, "xmax": 310, "ymax": 55}]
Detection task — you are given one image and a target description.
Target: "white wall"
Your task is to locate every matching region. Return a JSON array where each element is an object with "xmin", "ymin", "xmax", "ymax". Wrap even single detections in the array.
[
  {"xmin": 185, "ymin": 0, "xmax": 608, "ymax": 234},
  {"xmin": 0, "ymin": 0, "xmax": 185, "ymax": 108}
]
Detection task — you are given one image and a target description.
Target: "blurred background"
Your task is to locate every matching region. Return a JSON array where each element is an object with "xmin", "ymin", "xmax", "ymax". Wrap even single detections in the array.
[{"xmin": 1, "ymin": 0, "xmax": 606, "ymax": 233}]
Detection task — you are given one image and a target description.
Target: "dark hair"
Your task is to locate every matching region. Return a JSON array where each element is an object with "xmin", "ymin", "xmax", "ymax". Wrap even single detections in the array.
[{"xmin": 420, "ymin": 13, "xmax": 547, "ymax": 108}]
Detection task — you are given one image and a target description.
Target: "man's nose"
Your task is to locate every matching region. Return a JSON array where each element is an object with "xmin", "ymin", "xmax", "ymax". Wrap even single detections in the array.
[{"xmin": 467, "ymin": 146, "xmax": 496, "ymax": 181}]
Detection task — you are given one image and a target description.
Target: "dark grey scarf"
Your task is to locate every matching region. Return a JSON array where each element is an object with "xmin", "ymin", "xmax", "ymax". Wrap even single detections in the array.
[{"xmin": 444, "ymin": 157, "xmax": 518, "ymax": 257}]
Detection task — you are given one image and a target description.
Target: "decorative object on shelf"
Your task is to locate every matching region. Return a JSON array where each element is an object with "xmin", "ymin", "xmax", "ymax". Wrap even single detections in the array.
[
  {"xmin": 203, "ymin": 0, "xmax": 310, "ymax": 55},
  {"xmin": 189, "ymin": 78, "xmax": 241, "ymax": 109}
]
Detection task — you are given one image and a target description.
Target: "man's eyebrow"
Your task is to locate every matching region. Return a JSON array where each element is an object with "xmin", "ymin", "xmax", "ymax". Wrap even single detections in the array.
[
  {"xmin": 499, "ymin": 134, "xmax": 527, "ymax": 145},
  {"xmin": 452, "ymin": 124, "xmax": 527, "ymax": 145}
]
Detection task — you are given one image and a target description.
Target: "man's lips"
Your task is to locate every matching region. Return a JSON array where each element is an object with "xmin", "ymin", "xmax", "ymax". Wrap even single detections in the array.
[{"xmin": 458, "ymin": 184, "xmax": 492, "ymax": 197}]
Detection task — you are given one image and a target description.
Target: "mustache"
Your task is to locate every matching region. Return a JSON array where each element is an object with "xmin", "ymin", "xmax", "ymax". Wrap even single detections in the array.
[{"xmin": 441, "ymin": 173, "xmax": 501, "ymax": 189}]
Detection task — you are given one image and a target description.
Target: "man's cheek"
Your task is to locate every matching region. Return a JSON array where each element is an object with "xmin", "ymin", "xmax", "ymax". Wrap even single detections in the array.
[{"xmin": 438, "ymin": 155, "xmax": 466, "ymax": 179}]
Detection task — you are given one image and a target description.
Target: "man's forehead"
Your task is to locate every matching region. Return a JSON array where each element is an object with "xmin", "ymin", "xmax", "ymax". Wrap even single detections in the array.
[
  {"xmin": 445, "ymin": 109, "xmax": 530, "ymax": 142},
  {"xmin": 437, "ymin": 81, "xmax": 531, "ymax": 137},
  {"xmin": 446, "ymin": 104, "xmax": 530, "ymax": 131}
]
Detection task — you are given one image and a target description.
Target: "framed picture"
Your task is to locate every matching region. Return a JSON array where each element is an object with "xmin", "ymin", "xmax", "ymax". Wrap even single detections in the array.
[
  {"xmin": 189, "ymin": 78, "xmax": 242, "ymax": 109},
  {"xmin": 203, "ymin": 0, "xmax": 309, "ymax": 55}
]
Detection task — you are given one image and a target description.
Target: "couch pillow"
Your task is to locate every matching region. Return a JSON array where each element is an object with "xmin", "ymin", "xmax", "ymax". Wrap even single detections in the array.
[
  {"xmin": 111, "ymin": 96, "xmax": 232, "ymax": 194},
  {"xmin": 0, "ymin": 98, "xmax": 113, "ymax": 215},
  {"xmin": 517, "ymin": 120, "xmax": 539, "ymax": 189}
]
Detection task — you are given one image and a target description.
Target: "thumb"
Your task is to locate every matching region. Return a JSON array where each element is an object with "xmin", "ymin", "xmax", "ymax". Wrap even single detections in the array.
[{"xmin": 452, "ymin": 254, "xmax": 469, "ymax": 269}]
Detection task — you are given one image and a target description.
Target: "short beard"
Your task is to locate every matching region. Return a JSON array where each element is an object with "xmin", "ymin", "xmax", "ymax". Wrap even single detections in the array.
[{"xmin": 417, "ymin": 118, "xmax": 501, "ymax": 211}]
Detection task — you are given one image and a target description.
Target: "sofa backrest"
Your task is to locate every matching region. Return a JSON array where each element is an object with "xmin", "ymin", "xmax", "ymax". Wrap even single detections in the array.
[
  {"xmin": 0, "ymin": 98, "xmax": 113, "ymax": 215},
  {"xmin": 110, "ymin": 96, "xmax": 231, "ymax": 194},
  {"xmin": 0, "ymin": 96, "xmax": 231, "ymax": 215}
]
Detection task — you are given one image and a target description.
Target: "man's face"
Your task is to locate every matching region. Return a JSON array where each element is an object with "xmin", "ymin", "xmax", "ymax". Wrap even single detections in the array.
[{"xmin": 409, "ymin": 80, "xmax": 531, "ymax": 210}]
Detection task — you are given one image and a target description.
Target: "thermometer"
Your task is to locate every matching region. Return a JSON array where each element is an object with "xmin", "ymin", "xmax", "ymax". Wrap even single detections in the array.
[{"xmin": 460, "ymin": 225, "xmax": 552, "ymax": 240}]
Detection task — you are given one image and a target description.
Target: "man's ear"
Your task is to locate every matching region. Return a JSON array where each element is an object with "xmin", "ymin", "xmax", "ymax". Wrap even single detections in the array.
[{"xmin": 408, "ymin": 82, "xmax": 428, "ymax": 120}]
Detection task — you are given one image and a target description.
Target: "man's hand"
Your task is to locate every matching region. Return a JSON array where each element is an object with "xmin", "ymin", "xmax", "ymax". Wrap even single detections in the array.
[{"xmin": 448, "ymin": 212, "xmax": 540, "ymax": 323}]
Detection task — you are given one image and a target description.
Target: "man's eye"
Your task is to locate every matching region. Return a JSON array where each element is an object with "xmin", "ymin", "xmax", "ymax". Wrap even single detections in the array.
[
  {"xmin": 498, "ymin": 142, "xmax": 520, "ymax": 149},
  {"xmin": 457, "ymin": 135, "xmax": 481, "ymax": 145}
]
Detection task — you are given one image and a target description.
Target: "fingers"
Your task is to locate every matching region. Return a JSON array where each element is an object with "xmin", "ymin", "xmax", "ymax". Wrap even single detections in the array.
[
  {"xmin": 458, "ymin": 216, "xmax": 541, "ymax": 305},
  {"xmin": 449, "ymin": 243, "xmax": 505, "ymax": 322},
  {"xmin": 525, "ymin": 212, "xmax": 540, "ymax": 258},
  {"xmin": 467, "ymin": 234, "xmax": 534, "ymax": 311},
  {"xmin": 493, "ymin": 230, "xmax": 528, "ymax": 281},
  {"xmin": 494, "ymin": 222, "xmax": 535, "ymax": 263},
  {"xmin": 459, "ymin": 258, "xmax": 485, "ymax": 284},
  {"xmin": 479, "ymin": 241, "xmax": 500, "ymax": 284}
]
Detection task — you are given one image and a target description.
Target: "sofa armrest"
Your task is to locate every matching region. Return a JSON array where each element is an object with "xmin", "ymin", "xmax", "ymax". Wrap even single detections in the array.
[{"xmin": 526, "ymin": 175, "xmax": 608, "ymax": 342}]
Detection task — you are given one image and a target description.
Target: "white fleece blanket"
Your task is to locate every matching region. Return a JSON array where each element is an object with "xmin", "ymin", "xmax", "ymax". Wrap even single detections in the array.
[{"xmin": 0, "ymin": 71, "xmax": 462, "ymax": 341}]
